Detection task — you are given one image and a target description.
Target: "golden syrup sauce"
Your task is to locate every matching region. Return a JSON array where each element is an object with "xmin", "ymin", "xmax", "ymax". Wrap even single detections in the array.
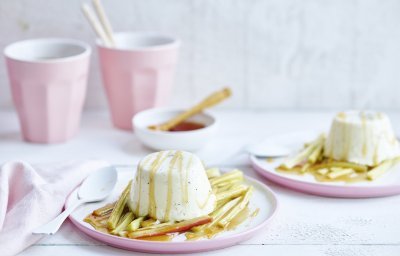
[
  {"xmin": 177, "ymin": 152, "xmax": 185, "ymax": 203},
  {"xmin": 342, "ymin": 124, "xmax": 350, "ymax": 161},
  {"xmin": 84, "ymin": 213, "xmax": 111, "ymax": 233},
  {"xmin": 373, "ymin": 140, "xmax": 380, "ymax": 166},
  {"xmin": 361, "ymin": 112, "xmax": 368, "ymax": 157},
  {"xmin": 337, "ymin": 112, "xmax": 347, "ymax": 119},
  {"xmin": 196, "ymin": 191, "xmax": 212, "ymax": 210},
  {"xmin": 169, "ymin": 121, "xmax": 205, "ymax": 132},
  {"xmin": 250, "ymin": 208, "xmax": 260, "ymax": 218},
  {"xmin": 135, "ymin": 156, "xmax": 153, "ymax": 215},
  {"xmin": 327, "ymin": 125, "xmax": 335, "ymax": 159},
  {"xmin": 203, "ymin": 226, "xmax": 224, "ymax": 239},
  {"xmin": 311, "ymin": 169, "xmax": 367, "ymax": 183},
  {"xmin": 185, "ymin": 231, "xmax": 203, "ymax": 241},
  {"xmin": 149, "ymin": 151, "xmax": 169, "ymax": 217},
  {"xmin": 227, "ymin": 207, "xmax": 250, "ymax": 230},
  {"xmin": 93, "ymin": 202, "xmax": 115, "ymax": 216},
  {"xmin": 183, "ymin": 156, "xmax": 192, "ymax": 204},
  {"xmin": 86, "ymin": 204, "xmax": 252, "ymax": 243},
  {"xmin": 186, "ymin": 206, "xmax": 251, "ymax": 241},
  {"xmin": 140, "ymin": 218, "xmax": 158, "ymax": 228},
  {"xmin": 266, "ymin": 158, "xmax": 275, "ymax": 163},
  {"xmin": 165, "ymin": 151, "xmax": 182, "ymax": 221},
  {"xmin": 138, "ymin": 234, "xmax": 175, "ymax": 242},
  {"xmin": 276, "ymin": 165, "xmax": 369, "ymax": 183}
]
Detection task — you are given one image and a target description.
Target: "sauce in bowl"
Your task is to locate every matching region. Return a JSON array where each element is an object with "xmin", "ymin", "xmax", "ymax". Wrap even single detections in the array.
[{"xmin": 169, "ymin": 121, "xmax": 205, "ymax": 132}]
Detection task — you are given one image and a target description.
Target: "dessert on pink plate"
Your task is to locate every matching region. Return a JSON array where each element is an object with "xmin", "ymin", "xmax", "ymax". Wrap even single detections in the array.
[
  {"xmin": 277, "ymin": 111, "xmax": 400, "ymax": 182},
  {"xmin": 84, "ymin": 150, "xmax": 256, "ymax": 241},
  {"xmin": 324, "ymin": 111, "xmax": 400, "ymax": 166}
]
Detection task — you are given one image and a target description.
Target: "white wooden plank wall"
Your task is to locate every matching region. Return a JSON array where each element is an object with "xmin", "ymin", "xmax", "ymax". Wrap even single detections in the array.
[{"xmin": 0, "ymin": 0, "xmax": 399, "ymax": 110}]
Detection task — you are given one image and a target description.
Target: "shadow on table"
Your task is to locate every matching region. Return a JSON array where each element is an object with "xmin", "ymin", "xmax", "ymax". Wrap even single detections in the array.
[{"xmin": 0, "ymin": 131, "xmax": 22, "ymax": 142}]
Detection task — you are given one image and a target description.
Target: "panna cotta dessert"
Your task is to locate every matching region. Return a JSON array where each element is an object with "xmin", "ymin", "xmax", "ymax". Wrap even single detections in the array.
[
  {"xmin": 324, "ymin": 111, "xmax": 400, "ymax": 166},
  {"xmin": 85, "ymin": 150, "xmax": 253, "ymax": 240},
  {"xmin": 129, "ymin": 150, "xmax": 216, "ymax": 222}
]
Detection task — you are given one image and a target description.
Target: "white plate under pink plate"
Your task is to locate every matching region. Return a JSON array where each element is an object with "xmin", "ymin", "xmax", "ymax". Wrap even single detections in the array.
[
  {"xmin": 66, "ymin": 167, "xmax": 278, "ymax": 254},
  {"xmin": 250, "ymin": 132, "xmax": 400, "ymax": 198}
]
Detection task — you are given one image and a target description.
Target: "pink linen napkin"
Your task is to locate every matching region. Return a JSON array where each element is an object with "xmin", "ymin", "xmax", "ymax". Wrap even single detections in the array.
[{"xmin": 0, "ymin": 160, "xmax": 109, "ymax": 256}]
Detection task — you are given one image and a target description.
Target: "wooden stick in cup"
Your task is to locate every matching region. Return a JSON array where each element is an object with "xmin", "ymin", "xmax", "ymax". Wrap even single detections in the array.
[
  {"xmin": 92, "ymin": 0, "xmax": 116, "ymax": 47},
  {"xmin": 148, "ymin": 87, "xmax": 232, "ymax": 131},
  {"xmin": 81, "ymin": 3, "xmax": 112, "ymax": 47}
]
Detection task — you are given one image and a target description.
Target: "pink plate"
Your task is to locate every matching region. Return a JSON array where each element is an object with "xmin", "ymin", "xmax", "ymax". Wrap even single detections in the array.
[
  {"xmin": 66, "ymin": 167, "xmax": 278, "ymax": 254},
  {"xmin": 250, "ymin": 133, "xmax": 400, "ymax": 198}
]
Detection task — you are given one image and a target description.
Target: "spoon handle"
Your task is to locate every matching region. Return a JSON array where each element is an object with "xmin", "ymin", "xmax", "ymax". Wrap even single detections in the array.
[{"xmin": 32, "ymin": 199, "xmax": 84, "ymax": 235}]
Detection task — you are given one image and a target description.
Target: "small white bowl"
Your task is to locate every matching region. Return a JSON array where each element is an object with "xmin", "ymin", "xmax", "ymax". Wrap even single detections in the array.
[{"xmin": 133, "ymin": 108, "xmax": 218, "ymax": 151}]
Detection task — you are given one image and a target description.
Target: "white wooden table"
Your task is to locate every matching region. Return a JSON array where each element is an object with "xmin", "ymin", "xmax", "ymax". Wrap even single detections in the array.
[{"xmin": 1, "ymin": 110, "xmax": 400, "ymax": 256}]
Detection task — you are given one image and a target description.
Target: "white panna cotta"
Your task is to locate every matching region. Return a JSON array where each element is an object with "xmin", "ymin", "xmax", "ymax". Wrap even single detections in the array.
[
  {"xmin": 324, "ymin": 111, "xmax": 400, "ymax": 166},
  {"xmin": 129, "ymin": 150, "xmax": 216, "ymax": 222}
]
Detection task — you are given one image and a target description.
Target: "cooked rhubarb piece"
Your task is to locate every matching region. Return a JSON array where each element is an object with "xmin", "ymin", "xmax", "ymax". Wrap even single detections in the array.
[
  {"xmin": 93, "ymin": 202, "xmax": 115, "ymax": 216},
  {"xmin": 107, "ymin": 181, "xmax": 131, "ymax": 229},
  {"xmin": 128, "ymin": 216, "xmax": 212, "ymax": 239},
  {"xmin": 218, "ymin": 186, "xmax": 253, "ymax": 228},
  {"xmin": 127, "ymin": 217, "xmax": 144, "ymax": 231},
  {"xmin": 111, "ymin": 212, "xmax": 134, "ymax": 235}
]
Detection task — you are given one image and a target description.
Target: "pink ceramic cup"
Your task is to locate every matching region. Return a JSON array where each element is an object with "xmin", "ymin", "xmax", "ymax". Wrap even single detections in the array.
[
  {"xmin": 4, "ymin": 38, "xmax": 91, "ymax": 143},
  {"xmin": 97, "ymin": 31, "xmax": 180, "ymax": 130}
]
